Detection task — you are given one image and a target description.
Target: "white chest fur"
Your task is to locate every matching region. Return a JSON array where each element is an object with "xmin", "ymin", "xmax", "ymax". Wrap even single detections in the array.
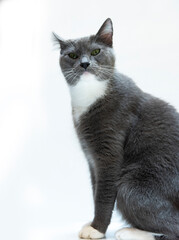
[{"xmin": 69, "ymin": 73, "xmax": 108, "ymax": 122}]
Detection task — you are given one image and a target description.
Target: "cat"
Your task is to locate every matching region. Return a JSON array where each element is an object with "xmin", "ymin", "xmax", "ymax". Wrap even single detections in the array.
[{"xmin": 53, "ymin": 18, "xmax": 179, "ymax": 240}]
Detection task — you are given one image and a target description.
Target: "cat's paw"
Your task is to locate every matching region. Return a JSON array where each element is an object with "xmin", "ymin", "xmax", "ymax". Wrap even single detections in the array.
[
  {"xmin": 79, "ymin": 223, "xmax": 105, "ymax": 239},
  {"xmin": 115, "ymin": 228, "xmax": 155, "ymax": 240}
]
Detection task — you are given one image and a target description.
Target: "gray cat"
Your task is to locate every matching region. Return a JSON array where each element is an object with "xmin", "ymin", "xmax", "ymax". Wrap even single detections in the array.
[{"xmin": 53, "ymin": 18, "xmax": 179, "ymax": 240}]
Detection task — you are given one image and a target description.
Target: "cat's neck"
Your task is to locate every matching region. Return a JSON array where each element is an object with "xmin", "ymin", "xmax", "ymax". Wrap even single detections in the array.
[{"xmin": 69, "ymin": 72, "xmax": 109, "ymax": 122}]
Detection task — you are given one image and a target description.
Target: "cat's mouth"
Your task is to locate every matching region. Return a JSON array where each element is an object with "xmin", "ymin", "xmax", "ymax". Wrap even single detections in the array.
[
  {"xmin": 79, "ymin": 67, "xmax": 97, "ymax": 77},
  {"xmin": 83, "ymin": 71, "xmax": 91, "ymax": 76}
]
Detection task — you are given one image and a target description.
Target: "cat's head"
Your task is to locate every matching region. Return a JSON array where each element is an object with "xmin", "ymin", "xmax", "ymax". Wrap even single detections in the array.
[{"xmin": 53, "ymin": 18, "xmax": 115, "ymax": 85}]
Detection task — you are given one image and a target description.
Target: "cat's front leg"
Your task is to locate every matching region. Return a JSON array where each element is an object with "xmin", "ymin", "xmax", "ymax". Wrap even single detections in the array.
[
  {"xmin": 89, "ymin": 165, "xmax": 97, "ymax": 200},
  {"xmin": 91, "ymin": 169, "xmax": 117, "ymax": 233},
  {"xmin": 79, "ymin": 167, "xmax": 117, "ymax": 239}
]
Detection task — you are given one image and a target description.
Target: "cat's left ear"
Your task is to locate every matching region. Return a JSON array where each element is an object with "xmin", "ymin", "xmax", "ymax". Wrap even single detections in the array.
[
  {"xmin": 52, "ymin": 32, "xmax": 67, "ymax": 50},
  {"xmin": 95, "ymin": 18, "xmax": 113, "ymax": 47}
]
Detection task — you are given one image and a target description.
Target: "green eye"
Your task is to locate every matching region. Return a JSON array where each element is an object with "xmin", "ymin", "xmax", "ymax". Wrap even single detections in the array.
[
  {"xmin": 91, "ymin": 49, "xmax": 100, "ymax": 56},
  {"xmin": 68, "ymin": 53, "xmax": 78, "ymax": 59}
]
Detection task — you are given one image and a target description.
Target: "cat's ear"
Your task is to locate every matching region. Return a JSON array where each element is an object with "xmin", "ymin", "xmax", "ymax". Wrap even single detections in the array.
[
  {"xmin": 95, "ymin": 18, "xmax": 113, "ymax": 47},
  {"xmin": 52, "ymin": 32, "xmax": 67, "ymax": 50}
]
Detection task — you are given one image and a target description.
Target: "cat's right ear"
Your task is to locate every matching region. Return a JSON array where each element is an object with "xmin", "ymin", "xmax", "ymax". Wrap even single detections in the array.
[{"xmin": 52, "ymin": 32, "xmax": 67, "ymax": 51}]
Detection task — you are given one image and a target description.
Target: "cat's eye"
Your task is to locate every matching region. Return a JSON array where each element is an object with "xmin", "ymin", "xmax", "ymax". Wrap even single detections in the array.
[
  {"xmin": 91, "ymin": 49, "xmax": 100, "ymax": 56},
  {"xmin": 68, "ymin": 53, "xmax": 78, "ymax": 59}
]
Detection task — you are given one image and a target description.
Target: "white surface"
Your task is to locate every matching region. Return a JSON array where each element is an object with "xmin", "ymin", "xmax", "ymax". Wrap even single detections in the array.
[
  {"xmin": 25, "ymin": 221, "xmax": 125, "ymax": 240},
  {"xmin": 0, "ymin": 0, "xmax": 179, "ymax": 240}
]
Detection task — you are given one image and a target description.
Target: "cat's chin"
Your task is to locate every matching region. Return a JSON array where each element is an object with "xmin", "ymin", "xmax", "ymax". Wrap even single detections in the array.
[{"xmin": 82, "ymin": 71, "xmax": 92, "ymax": 76}]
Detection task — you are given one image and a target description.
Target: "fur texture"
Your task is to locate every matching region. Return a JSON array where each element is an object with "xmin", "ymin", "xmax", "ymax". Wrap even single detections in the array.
[{"xmin": 54, "ymin": 18, "xmax": 179, "ymax": 240}]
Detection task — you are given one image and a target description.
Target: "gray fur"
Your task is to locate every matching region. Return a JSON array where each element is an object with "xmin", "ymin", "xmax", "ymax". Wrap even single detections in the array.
[{"xmin": 54, "ymin": 18, "xmax": 179, "ymax": 240}]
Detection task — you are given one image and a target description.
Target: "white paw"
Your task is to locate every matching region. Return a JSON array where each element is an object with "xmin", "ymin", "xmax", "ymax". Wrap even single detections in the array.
[
  {"xmin": 79, "ymin": 223, "xmax": 105, "ymax": 239},
  {"xmin": 115, "ymin": 228, "xmax": 131, "ymax": 240},
  {"xmin": 115, "ymin": 228, "xmax": 155, "ymax": 240}
]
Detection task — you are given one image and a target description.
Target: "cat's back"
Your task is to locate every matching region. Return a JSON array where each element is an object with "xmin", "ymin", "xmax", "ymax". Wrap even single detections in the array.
[
  {"xmin": 124, "ymin": 92, "xmax": 179, "ymax": 159},
  {"xmin": 122, "ymin": 88, "xmax": 179, "ymax": 190},
  {"xmin": 114, "ymin": 72, "xmax": 179, "ymax": 160}
]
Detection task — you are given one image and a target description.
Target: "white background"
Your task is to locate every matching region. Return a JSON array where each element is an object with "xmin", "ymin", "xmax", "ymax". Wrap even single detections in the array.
[{"xmin": 0, "ymin": 0, "xmax": 179, "ymax": 240}]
